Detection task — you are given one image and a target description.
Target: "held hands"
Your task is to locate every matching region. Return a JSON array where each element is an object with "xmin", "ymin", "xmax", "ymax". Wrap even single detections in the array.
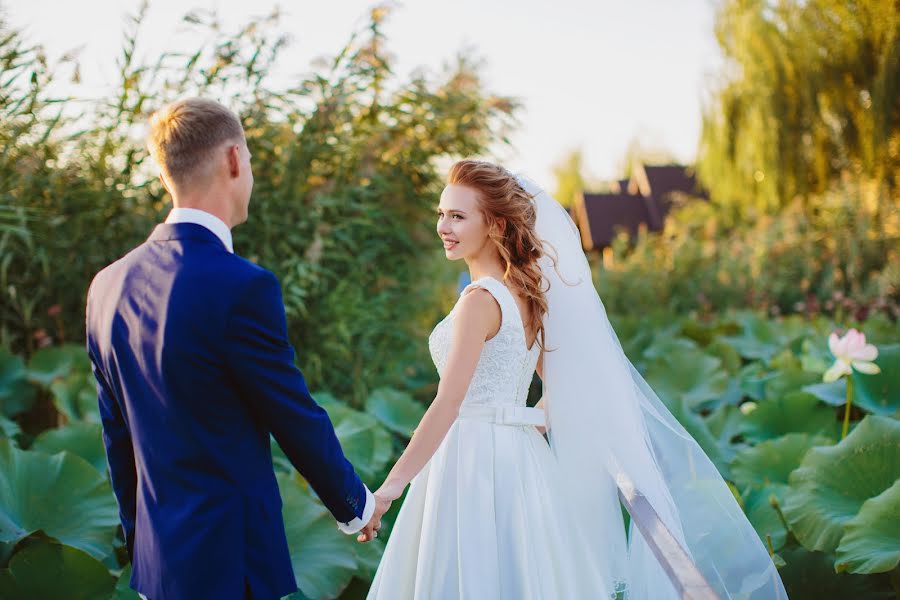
[
  {"xmin": 356, "ymin": 481, "xmax": 406, "ymax": 543},
  {"xmin": 356, "ymin": 489, "xmax": 395, "ymax": 543}
]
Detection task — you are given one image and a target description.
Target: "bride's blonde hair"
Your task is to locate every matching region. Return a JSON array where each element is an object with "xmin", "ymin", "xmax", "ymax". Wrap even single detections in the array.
[{"xmin": 447, "ymin": 160, "xmax": 548, "ymax": 351}]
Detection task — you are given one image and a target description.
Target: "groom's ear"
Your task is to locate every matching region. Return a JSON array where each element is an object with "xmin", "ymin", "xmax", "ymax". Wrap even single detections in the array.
[
  {"xmin": 226, "ymin": 144, "xmax": 241, "ymax": 179},
  {"xmin": 158, "ymin": 173, "xmax": 172, "ymax": 196}
]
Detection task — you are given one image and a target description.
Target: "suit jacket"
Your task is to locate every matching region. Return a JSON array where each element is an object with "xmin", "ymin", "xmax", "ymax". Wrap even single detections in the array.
[{"xmin": 86, "ymin": 222, "xmax": 368, "ymax": 600}]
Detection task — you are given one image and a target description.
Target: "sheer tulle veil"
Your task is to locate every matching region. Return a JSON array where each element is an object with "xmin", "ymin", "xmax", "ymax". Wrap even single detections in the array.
[{"xmin": 515, "ymin": 173, "xmax": 788, "ymax": 600}]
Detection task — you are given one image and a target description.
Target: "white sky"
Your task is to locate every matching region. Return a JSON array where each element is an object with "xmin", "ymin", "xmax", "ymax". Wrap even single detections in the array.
[{"xmin": 6, "ymin": 0, "xmax": 723, "ymax": 187}]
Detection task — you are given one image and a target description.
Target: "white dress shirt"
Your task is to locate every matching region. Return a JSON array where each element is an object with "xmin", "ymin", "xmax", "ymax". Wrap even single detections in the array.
[
  {"xmin": 162, "ymin": 207, "xmax": 375, "ymax": 535},
  {"xmin": 165, "ymin": 207, "xmax": 234, "ymax": 253}
]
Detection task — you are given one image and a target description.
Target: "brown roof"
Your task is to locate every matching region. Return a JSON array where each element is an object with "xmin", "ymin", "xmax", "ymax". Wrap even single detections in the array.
[
  {"xmin": 637, "ymin": 165, "xmax": 706, "ymax": 206},
  {"xmin": 576, "ymin": 192, "xmax": 664, "ymax": 250},
  {"xmin": 573, "ymin": 164, "xmax": 708, "ymax": 251}
]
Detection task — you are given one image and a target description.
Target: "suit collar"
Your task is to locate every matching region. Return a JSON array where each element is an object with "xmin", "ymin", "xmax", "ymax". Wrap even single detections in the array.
[
  {"xmin": 148, "ymin": 222, "xmax": 229, "ymax": 251},
  {"xmin": 164, "ymin": 208, "xmax": 234, "ymax": 253}
]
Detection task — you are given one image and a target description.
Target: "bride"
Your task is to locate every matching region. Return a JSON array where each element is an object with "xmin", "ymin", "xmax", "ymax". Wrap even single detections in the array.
[{"xmin": 364, "ymin": 160, "xmax": 787, "ymax": 599}]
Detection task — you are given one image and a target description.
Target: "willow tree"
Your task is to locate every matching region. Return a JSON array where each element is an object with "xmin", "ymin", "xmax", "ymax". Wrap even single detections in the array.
[{"xmin": 698, "ymin": 0, "xmax": 899, "ymax": 217}]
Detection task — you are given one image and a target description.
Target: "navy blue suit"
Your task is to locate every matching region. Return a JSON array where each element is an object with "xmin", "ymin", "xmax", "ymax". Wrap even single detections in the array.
[{"xmin": 86, "ymin": 222, "xmax": 368, "ymax": 600}]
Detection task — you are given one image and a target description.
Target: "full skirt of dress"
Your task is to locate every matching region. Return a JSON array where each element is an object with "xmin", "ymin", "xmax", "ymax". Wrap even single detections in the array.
[{"xmin": 366, "ymin": 417, "xmax": 616, "ymax": 599}]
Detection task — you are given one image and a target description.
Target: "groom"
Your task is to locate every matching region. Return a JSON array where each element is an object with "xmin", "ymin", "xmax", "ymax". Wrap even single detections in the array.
[{"xmin": 86, "ymin": 98, "xmax": 389, "ymax": 600}]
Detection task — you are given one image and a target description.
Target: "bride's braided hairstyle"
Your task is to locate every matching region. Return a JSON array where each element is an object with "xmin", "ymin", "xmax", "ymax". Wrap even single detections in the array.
[{"xmin": 447, "ymin": 160, "xmax": 549, "ymax": 351}]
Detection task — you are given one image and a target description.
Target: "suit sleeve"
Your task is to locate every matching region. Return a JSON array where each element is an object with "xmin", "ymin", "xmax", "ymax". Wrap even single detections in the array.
[
  {"xmin": 88, "ymin": 342, "xmax": 138, "ymax": 559},
  {"xmin": 225, "ymin": 270, "xmax": 370, "ymax": 527}
]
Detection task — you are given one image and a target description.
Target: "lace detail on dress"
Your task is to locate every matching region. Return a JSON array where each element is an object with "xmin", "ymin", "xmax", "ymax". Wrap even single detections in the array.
[{"xmin": 428, "ymin": 276, "xmax": 540, "ymax": 408}]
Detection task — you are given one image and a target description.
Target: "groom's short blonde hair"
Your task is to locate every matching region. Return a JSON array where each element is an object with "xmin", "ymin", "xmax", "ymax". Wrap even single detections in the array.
[{"xmin": 146, "ymin": 98, "xmax": 244, "ymax": 186}]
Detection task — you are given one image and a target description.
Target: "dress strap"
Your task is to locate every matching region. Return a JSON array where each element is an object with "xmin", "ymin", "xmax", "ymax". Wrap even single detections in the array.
[{"xmin": 461, "ymin": 276, "xmax": 514, "ymax": 330}]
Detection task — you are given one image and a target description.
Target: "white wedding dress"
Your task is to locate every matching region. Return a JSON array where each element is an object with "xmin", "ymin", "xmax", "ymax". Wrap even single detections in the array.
[{"xmin": 366, "ymin": 275, "xmax": 617, "ymax": 599}]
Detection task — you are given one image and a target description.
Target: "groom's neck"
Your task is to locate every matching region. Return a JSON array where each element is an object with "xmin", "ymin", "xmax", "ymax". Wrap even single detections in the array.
[{"xmin": 171, "ymin": 194, "xmax": 234, "ymax": 229}]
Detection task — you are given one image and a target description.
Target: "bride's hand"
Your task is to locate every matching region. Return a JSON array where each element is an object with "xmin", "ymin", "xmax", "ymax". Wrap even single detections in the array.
[{"xmin": 375, "ymin": 479, "xmax": 406, "ymax": 503}]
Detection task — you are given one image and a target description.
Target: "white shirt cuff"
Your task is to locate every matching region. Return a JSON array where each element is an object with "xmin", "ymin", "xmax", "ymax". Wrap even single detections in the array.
[{"xmin": 336, "ymin": 484, "xmax": 375, "ymax": 534}]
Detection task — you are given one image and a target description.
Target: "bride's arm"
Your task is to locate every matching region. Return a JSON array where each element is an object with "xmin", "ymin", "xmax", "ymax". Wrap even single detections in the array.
[{"xmin": 375, "ymin": 288, "xmax": 500, "ymax": 502}]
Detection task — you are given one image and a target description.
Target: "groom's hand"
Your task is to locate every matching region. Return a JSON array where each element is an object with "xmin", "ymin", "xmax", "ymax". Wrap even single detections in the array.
[{"xmin": 357, "ymin": 492, "xmax": 392, "ymax": 543}]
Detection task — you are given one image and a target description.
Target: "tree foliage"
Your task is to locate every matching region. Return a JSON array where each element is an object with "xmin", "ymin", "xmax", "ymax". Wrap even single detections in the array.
[{"xmin": 698, "ymin": 0, "xmax": 899, "ymax": 217}]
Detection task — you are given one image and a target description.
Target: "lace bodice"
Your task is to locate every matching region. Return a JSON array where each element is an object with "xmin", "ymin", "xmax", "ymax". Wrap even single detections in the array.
[{"xmin": 428, "ymin": 276, "xmax": 541, "ymax": 408}]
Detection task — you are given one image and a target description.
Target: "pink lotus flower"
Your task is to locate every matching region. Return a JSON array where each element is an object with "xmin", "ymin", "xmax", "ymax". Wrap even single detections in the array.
[{"xmin": 823, "ymin": 328, "xmax": 881, "ymax": 382}]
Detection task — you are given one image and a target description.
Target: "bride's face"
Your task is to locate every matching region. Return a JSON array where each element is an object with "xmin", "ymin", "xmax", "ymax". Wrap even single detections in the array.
[{"xmin": 437, "ymin": 184, "xmax": 492, "ymax": 261}]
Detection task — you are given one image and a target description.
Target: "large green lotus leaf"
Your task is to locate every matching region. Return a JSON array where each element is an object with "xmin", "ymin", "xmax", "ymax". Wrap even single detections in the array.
[
  {"xmin": 731, "ymin": 433, "xmax": 834, "ymax": 491},
  {"xmin": 743, "ymin": 486, "xmax": 789, "ymax": 551},
  {"xmin": 777, "ymin": 546, "xmax": 895, "ymax": 600},
  {"xmin": 858, "ymin": 312, "xmax": 900, "ymax": 345},
  {"xmin": 732, "ymin": 434, "xmax": 833, "ymax": 553},
  {"xmin": 27, "ymin": 345, "xmax": 89, "ymax": 387},
  {"xmin": 0, "ymin": 540, "xmax": 116, "ymax": 600},
  {"xmin": 32, "ymin": 423, "xmax": 107, "ymax": 474},
  {"xmin": 0, "ymin": 416, "xmax": 21, "ymax": 441},
  {"xmin": 51, "ymin": 371, "xmax": 101, "ymax": 424},
  {"xmin": 663, "ymin": 396, "xmax": 729, "ymax": 477},
  {"xmin": 109, "ymin": 564, "xmax": 140, "ymax": 599},
  {"xmin": 640, "ymin": 335, "xmax": 698, "ymax": 361},
  {"xmin": 318, "ymin": 402, "xmax": 392, "ymax": 483},
  {"xmin": 278, "ymin": 472, "xmax": 358, "ymax": 600},
  {"xmin": 643, "ymin": 349, "xmax": 729, "ymax": 410},
  {"xmin": 834, "ymin": 479, "xmax": 900, "ymax": 574},
  {"xmin": 769, "ymin": 347, "xmax": 802, "ymax": 372},
  {"xmin": 783, "ymin": 416, "xmax": 900, "ymax": 554},
  {"xmin": 802, "ymin": 379, "xmax": 847, "ymax": 407},
  {"xmin": 719, "ymin": 312, "xmax": 804, "ymax": 362},
  {"xmin": 740, "ymin": 392, "xmax": 841, "ymax": 442},
  {"xmin": 738, "ymin": 361, "xmax": 778, "ymax": 401},
  {"xmin": 704, "ymin": 403, "xmax": 746, "ymax": 455},
  {"xmin": 0, "ymin": 349, "xmax": 36, "ymax": 418},
  {"xmin": 761, "ymin": 368, "xmax": 821, "ymax": 402},
  {"xmin": 798, "ymin": 338, "xmax": 833, "ymax": 374},
  {"xmin": 353, "ymin": 536, "xmax": 386, "ymax": 581},
  {"xmin": 705, "ymin": 338, "xmax": 743, "ymax": 374},
  {"xmin": 0, "ymin": 440, "xmax": 119, "ymax": 559},
  {"xmin": 851, "ymin": 343, "xmax": 900, "ymax": 416},
  {"xmin": 365, "ymin": 387, "xmax": 425, "ymax": 438}
]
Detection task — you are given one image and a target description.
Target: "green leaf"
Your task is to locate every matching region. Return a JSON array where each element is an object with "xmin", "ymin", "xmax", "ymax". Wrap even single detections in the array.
[
  {"xmin": 109, "ymin": 564, "xmax": 140, "ymax": 599},
  {"xmin": 0, "ymin": 440, "xmax": 119, "ymax": 559},
  {"xmin": 50, "ymin": 371, "xmax": 101, "ymax": 424},
  {"xmin": 834, "ymin": 479, "xmax": 900, "ymax": 574},
  {"xmin": 731, "ymin": 433, "xmax": 834, "ymax": 492},
  {"xmin": 0, "ymin": 541, "xmax": 115, "ymax": 600},
  {"xmin": 0, "ymin": 349, "xmax": 36, "ymax": 418},
  {"xmin": 740, "ymin": 392, "xmax": 840, "ymax": 442},
  {"xmin": 318, "ymin": 403, "xmax": 392, "ymax": 483},
  {"xmin": 743, "ymin": 486, "xmax": 789, "ymax": 551},
  {"xmin": 777, "ymin": 546, "xmax": 894, "ymax": 600},
  {"xmin": 798, "ymin": 338, "xmax": 833, "ymax": 374},
  {"xmin": 365, "ymin": 388, "xmax": 424, "ymax": 438},
  {"xmin": 643, "ymin": 349, "xmax": 730, "ymax": 410},
  {"xmin": 664, "ymin": 396, "xmax": 729, "ymax": 476},
  {"xmin": 802, "ymin": 379, "xmax": 847, "ymax": 407},
  {"xmin": 0, "ymin": 417, "xmax": 21, "ymax": 441},
  {"xmin": 704, "ymin": 403, "xmax": 745, "ymax": 456},
  {"xmin": 737, "ymin": 361, "xmax": 778, "ymax": 401},
  {"xmin": 32, "ymin": 423, "xmax": 107, "ymax": 474},
  {"xmin": 851, "ymin": 344, "xmax": 900, "ymax": 416},
  {"xmin": 731, "ymin": 433, "xmax": 834, "ymax": 553},
  {"xmin": 783, "ymin": 416, "xmax": 900, "ymax": 554},
  {"xmin": 278, "ymin": 472, "xmax": 358, "ymax": 600},
  {"xmin": 27, "ymin": 345, "xmax": 89, "ymax": 388},
  {"xmin": 719, "ymin": 312, "xmax": 804, "ymax": 363},
  {"xmin": 761, "ymin": 368, "xmax": 821, "ymax": 402}
]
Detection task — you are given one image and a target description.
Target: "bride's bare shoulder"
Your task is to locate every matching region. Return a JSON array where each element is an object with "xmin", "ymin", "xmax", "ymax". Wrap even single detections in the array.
[{"xmin": 455, "ymin": 287, "xmax": 501, "ymax": 339}]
